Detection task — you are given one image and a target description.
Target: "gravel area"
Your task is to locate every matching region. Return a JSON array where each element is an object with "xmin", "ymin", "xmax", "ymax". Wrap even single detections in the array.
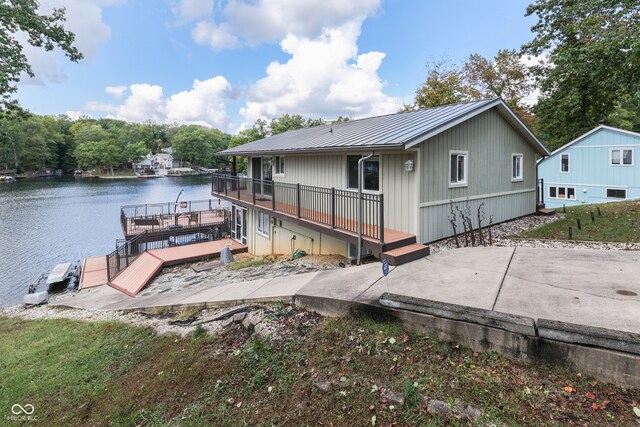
[
  {"xmin": 139, "ymin": 253, "xmax": 350, "ymax": 297},
  {"xmin": 429, "ymin": 214, "xmax": 640, "ymax": 253},
  {"xmin": 1, "ymin": 303, "xmax": 253, "ymax": 337}
]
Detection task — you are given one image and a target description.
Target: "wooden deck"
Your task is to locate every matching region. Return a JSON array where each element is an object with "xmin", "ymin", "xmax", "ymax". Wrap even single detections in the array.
[
  {"xmin": 79, "ymin": 256, "xmax": 109, "ymax": 289},
  {"xmin": 107, "ymin": 239, "xmax": 247, "ymax": 297},
  {"xmin": 217, "ymin": 188, "xmax": 415, "ymax": 251},
  {"xmin": 124, "ymin": 210, "xmax": 226, "ymax": 237}
]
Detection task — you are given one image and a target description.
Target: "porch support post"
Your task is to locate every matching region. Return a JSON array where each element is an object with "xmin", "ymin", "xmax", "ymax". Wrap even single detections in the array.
[
  {"xmin": 379, "ymin": 193, "xmax": 384, "ymax": 243},
  {"xmin": 232, "ymin": 156, "xmax": 237, "ymax": 175},
  {"xmin": 252, "ymin": 178, "xmax": 256, "ymax": 204}
]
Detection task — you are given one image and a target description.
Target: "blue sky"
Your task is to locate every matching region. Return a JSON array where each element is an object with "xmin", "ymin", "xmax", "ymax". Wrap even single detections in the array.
[{"xmin": 17, "ymin": 0, "xmax": 537, "ymax": 134}]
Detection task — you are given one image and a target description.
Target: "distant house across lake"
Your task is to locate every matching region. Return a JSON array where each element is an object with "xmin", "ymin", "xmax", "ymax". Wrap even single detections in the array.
[
  {"xmin": 133, "ymin": 152, "xmax": 183, "ymax": 176},
  {"xmin": 538, "ymin": 126, "xmax": 640, "ymax": 208}
]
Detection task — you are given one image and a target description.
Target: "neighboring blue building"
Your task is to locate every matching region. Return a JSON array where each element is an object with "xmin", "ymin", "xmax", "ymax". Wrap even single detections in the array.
[{"xmin": 538, "ymin": 126, "xmax": 640, "ymax": 209}]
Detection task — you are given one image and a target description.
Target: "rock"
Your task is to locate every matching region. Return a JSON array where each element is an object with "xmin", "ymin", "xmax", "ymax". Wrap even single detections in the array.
[
  {"xmin": 427, "ymin": 399, "xmax": 452, "ymax": 416},
  {"xmin": 221, "ymin": 316, "xmax": 234, "ymax": 328},
  {"xmin": 382, "ymin": 390, "xmax": 404, "ymax": 406},
  {"xmin": 220, "ymin": 245, "xmax": 234, "ymax": 265},
  {"xmin": 233, "ymin": 312, "xmax": 247, "ymax": 323},
  {"xmin": 455, "ymin": 399, "xmax": 482, "ymax": 420},
  {"xmin": 254, "ymin": 322, "xmax": 273, "ymax": 339},
  {"xmin": 242, "ymin": 310, "xmax": 263, "ymax": 330}
]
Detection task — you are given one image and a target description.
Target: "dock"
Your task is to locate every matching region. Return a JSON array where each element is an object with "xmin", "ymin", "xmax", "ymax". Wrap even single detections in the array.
[{"xmin": 80, "ymin": 239, "xmax": 247, "ymax": 297}]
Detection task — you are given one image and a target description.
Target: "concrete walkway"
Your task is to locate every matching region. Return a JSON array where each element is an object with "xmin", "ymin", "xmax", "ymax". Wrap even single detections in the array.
[{"xmin": 52, "ymin": 246, "xmax": 640, "ymax": 334}]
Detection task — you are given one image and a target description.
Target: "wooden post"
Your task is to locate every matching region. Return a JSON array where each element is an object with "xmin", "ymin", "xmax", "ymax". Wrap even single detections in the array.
[
  {"xmin": 237, "ymin": 176, "xmax": 241, "ymax": 200},
  {"xmin": 272, "ymin": 184, "xmax": 276, "ymax": 211},
  {"xmin": 568, "ymin": 226, "xmax": 573, "ymax": 239},
  {"xmin": 577, "ymin": 218, "xmax": 581, "ymax": 230},
  {"xmin": 597, "ymin": 207, "xmax": 602, "ymax": 216},
  {"xmin": 590, "ymin": 211, "xmax": 595, "ymax": 223},
  {"xmin": 232, "ymin": 156, "xmax": 237, "ymax": 175}
]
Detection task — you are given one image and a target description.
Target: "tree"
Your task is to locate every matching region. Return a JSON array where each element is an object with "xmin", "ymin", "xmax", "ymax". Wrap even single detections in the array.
[
  {"xmin": 522, "ymin": 0, "xmax": 640, "ymax": 150},
  {"xmin": 0, "ymin": 0, "xmax": 83, "ymax": 110},
  {"xmin": 171, "ymin": 125, "xmax": 229, "ymax": 167},
  {"xmin": 413, "ymin": 59, "xmax": 470, "ymax": 109},
  {"xmin": 122, "ymin": 140, "xmax": 148, "ymax": 164}
]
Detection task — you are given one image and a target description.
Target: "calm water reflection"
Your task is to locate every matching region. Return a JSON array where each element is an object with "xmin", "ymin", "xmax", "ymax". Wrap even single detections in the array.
[{"xmin": 0, "ymin": 176, "xmax": 217, "ymax": 305}]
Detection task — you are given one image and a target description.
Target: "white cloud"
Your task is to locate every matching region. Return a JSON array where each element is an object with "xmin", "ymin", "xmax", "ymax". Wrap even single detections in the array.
[
  {"xmin": 19, "ymin": 0, "xmax": 119, "ymax": 86},
  {"xmin": 105, "ymin": 85, "xmax": 128, "ymax": 99},
  {"xmin": 188, "ymin": 0, "xmax": 381, "ymax": 49},
  {"xmin": 520, "ymin": 54, "xmax": 547, "ymax": 106},
  {"xmin": 165, "ymin": 77, "xmax": 232, "ymax": 127},
  {"xmin": 66, "ymin": 110, "xmax": 88, "ymax": 120},
  {"xmin": 86, "ymin": 77, "xmax": 233, "ymax": 129},
  {"xmin": 172, "ymin": 0, "xmax": 214, "ymax": 23},
  {"xmin": 192, "ymin": 21, "xmax": 238, "ymax": 50},
  {"xmin": 239, "ymin": 22, "xmax": 401, "ymax": 128}
]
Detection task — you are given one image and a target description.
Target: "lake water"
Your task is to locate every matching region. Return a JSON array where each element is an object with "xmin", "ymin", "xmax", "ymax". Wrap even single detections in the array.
[{"xmin": 0, "ymin": 176, "xmax": 218, "ymax": 306}]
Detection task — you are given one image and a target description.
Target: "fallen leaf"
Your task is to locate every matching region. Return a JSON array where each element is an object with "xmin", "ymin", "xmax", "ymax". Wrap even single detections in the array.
[
  {"xmin": 585, "ymin": 392, "xmax": 596, "ymax": 400},
  {"xmin": 564, "ymin": 386, "xmax": 574, "ymax": 393},
  {"xmin": 633, "ymin": 406, "xmax": 640, "ymax": 417},
  {"xmin": 227, "ymin": 398, "xmax": 235, "ymax": 405}
]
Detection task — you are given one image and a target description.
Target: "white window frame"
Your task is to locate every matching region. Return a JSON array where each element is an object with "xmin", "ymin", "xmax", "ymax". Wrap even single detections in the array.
[
  {"xmin": 274, "ymin": 156, "xmax": 285, "ymax": 176},
  {"xmin": 606, "ymin": 188, "xmax": 627, "ymax": 199},
  {"xmin": 511, "ymin": 153, "xmax": 523, "ymax": 182},
  {"xmin": 548, "ymin": 185, "xmax": 576, "ymax": 200},
  {"xmin": 256, "ymin": 211, "xmax": 270, "ymax": 238},
  {"xmin": 560, "ymin": 153, "xmax": 570, "ymax": 173},
  {"xmin": 610, "ymin": 148, "xmax": 634, "ymax": 166},
  {"xmin": 346, "ymin": 155, "xmax": 381, "ymax": 194},
  {"xmin": 448, "ymin": 150, "xmax": 468, "ymax": 188}
]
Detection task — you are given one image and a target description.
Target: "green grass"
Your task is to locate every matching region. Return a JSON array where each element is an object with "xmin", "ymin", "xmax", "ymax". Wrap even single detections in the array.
[
  {"xmin": 0, "ymin": 312, "xmax": 638, "ymax": 426},
  {"xmin": 225, "ymin": 258, "xmax": 269, "ymax": 270},
  {"xmin": 522, "ymin": 201, "xmax": 640, "ymax": 242}
]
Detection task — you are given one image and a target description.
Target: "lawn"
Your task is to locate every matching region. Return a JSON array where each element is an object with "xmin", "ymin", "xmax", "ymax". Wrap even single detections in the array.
[
  {"xmin": 1, "ymin": 311, "xmax": 639, "ymax": 426},
  {"xmin": 521, "ymin": 201, "xmax": 640, "ymax": 242}
]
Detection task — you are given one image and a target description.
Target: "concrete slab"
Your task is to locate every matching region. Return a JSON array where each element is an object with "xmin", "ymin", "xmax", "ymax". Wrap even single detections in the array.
[
  {"xmin": 296, "ymin": 263, "xmax": 385, "ymax": 301},
  {"xmin": 246, "ymin": 272, "xmax": 318, "ymax": 301},
  {"xmin": 495, "ymin": 248, "xmax": 640, "ymax": 333},
  {"xmin": 50, "ymin": 285, "xmax": 129, "ymax": 310},
  {"xmin": 362, "ymin": 247, "xmax": 515, "ymax": 310}
]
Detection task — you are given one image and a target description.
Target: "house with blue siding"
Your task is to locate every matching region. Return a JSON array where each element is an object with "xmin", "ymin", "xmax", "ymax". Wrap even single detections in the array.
[{"xmin": 538, "ymin": 126, "xmax": 640, "ymax": 209}]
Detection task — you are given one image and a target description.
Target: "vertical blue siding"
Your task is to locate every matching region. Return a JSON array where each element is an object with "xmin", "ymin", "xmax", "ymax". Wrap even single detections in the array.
[{"xmin": 538, "ymin": 127, "xmax": 640, "ymax": 208}]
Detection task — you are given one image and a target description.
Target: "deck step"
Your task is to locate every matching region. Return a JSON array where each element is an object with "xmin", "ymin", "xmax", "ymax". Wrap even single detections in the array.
[
  {"xmin": 382, "ymin": 243, "xmax": 430, "ymax": 266},
  {"xmin": 109, "ymin": 252, "xmax": 164, "ymax": 297},
  {"xmin": 381, "ymin": 235, "xmax": 417, "ymax": 251},
  {"xmin": 537, "ymin": 207, "xmax": 555, "ymax": 216}
]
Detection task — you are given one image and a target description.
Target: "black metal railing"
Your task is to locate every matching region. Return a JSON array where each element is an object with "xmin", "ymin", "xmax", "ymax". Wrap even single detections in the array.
[
  {"xmin": 212, "ymin": 173, "xmax": 384, "ymax": 242},
  {"xmin": 120, "ymin": 198, "xmax": 227, "ymax": 236},
  {"xmin": 107, "ymin": 215, "xmax": 232, "ymax": 281},
  {"xmin": 537, "ymin": 178, "xmax": 544, "ymax": 206}
]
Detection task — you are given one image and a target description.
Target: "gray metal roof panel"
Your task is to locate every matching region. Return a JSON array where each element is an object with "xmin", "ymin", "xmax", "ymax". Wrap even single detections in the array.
[{"xmin": 218, "ymin": 98, "xmax": 510, "ymax": 155}]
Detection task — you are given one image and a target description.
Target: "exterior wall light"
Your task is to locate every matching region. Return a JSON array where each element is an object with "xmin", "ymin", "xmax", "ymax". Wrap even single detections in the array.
[{"xmin": 404, "ymin": 159, "xmax": 414, "ymax": 172}]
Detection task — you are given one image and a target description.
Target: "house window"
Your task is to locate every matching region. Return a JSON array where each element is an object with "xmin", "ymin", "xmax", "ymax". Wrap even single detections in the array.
[
  {"xmin": 257, "ymin": 211, "xmax": 270, "ymax": 237},
  {"xmin": 606, "ymin": 188, "xmax": 627, "ymax": 199},
  {"xmin": 549, "ymin": 186, "xmax": 576, "ymax": 200},
  {"xmin": 560, "ymin": 154, "xmax": 570, "ymax": 173},
  {"xmin": 611, "ymin": 149, "xmax": 633, "ymax": 166},
  {"xmin": 512, "ymin": 154, "xmax": 523, "ymax": 181},
  {"xmin": 449, "ymin": 151, "xmax": 468, "ymax": 187},
  {"xmin": 347, "ymin": 155, "xmax": 379, "ymax": 191},
  {"xmin": 274, "ymin": 156, "xmax": 285, "ymax": 175}
]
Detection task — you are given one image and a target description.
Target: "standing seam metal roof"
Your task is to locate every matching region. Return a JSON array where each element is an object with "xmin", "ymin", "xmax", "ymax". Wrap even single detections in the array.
[{"xmin": 218, "ymin": 98, "xmax": 545, "ymax": 156}]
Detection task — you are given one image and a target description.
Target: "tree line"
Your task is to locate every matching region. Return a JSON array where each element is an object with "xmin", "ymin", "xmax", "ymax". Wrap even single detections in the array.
[{"xmin": 0, "ymin": 114, "xmax": 231, "ymax": 174}]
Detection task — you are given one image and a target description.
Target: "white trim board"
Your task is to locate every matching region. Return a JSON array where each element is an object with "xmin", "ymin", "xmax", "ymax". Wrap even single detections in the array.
[
  {"xmin": 547, "ymin": 125, "xmax": 640, "ymax": 157},
  {"xmin": 544, "ymin": 182, "xmax": 634, "ymax": 189},
  {"xmin": 419, "ymin": 188, "xmax": 535, "ymax": 208}
]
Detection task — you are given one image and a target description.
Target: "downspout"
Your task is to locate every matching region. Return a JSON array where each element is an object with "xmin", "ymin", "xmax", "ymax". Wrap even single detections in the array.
[{"xmin": 357, "ymin": 152, "xmax": 374, "ymax": 265}]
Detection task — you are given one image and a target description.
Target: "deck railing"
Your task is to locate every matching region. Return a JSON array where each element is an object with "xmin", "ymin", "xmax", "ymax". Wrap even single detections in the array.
[
  {"xmin": 212, "ymin": 173, "xmax": 384, "ymax": 242},
  {"xmin": 120, "ymin": 198, "xmax": 226, "ymax": 236},
  {"xmin": 106, "ymin": 216, "xmax": 231, "ymax": 281}
]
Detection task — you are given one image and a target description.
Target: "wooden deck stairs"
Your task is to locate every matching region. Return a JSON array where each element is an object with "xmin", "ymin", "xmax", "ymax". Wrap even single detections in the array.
[
  {"xmin": 79, "ymin": 239, "xmax": 247, "ymax": 297},
  {"xmin": 381, "ymin": 232, "xmax": 430, "ymax": 266},
  {"xmin": 536, "ymin": 203, "xmax": 555, "ymax": 216}
]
